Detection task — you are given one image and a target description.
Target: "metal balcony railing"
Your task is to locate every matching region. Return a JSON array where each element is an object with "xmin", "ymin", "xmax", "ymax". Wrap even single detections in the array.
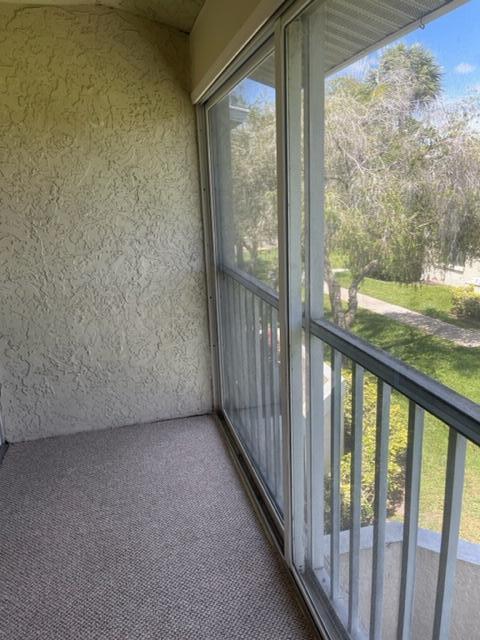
[
  {"xmin": 218, "ymin": 265, "xmax": 283, "ymax": 511},
  {"xmin": 217, "ymin": 263, "xmax": 480, "ymax": 640},
  {"xmin": 310, "ymin": 321, "xmax": 480, "ymax": 640}
]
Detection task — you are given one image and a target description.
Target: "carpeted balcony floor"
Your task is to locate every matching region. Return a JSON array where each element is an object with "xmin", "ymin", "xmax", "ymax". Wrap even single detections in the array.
[{"xmin": 0, "ymin": 415, "xmax": 316, "ymax": 639}]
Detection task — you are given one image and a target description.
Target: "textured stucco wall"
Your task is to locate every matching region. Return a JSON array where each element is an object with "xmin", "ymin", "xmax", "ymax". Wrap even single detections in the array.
[
  {"xmin": 0, "ymin": 0, "xmax": 205, "ymax": 33},
  {"xmin": 0, "ymin": 4, "xmax": 212, "ymax": 442}
]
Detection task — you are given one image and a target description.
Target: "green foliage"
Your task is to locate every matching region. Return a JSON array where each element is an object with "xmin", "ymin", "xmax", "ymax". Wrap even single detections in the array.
[
  {"xmin": 359, "ymin": 190, "xmax": 428, "ymax": 283},
  {"xmin": 243, "ymin": 247, "xmax": 278, "ymax": 289},
  {"xmin": 324, "ymin": 42, "xmax": 480, "ymax": 327},
  {"xmin": 367, "ymin": 43, "xmax": 442, "ymax": 107},
  {"xmin": 325, "ymin": 370, "xmax": 408, "ymax": 530},
  {"xmin": 335, "ymin": 272, "xmax": 480, "ymax": 330},
  {"xmin": 452, "ymin": 285, "xmax": 480, "ymax": 320},
  {"xmin": 349, "ymin": 309, "xmax": 480, "ymax": 541},
  {"xmin": 344, "ymin": 372, "xmax": 407, "ymax": 524},
  {"xmin": 230, "ymin": 101, "xmax": 277, "ymax": 285}
]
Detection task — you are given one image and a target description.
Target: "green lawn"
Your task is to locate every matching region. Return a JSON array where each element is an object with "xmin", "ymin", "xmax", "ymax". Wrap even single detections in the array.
[
  {"xmin": 336, "ymin": 272, "xmax": 480, "ymax": 331},
  {"xmin": 350, "ymin": 309, "xmax": 480, "ymax": 542}
]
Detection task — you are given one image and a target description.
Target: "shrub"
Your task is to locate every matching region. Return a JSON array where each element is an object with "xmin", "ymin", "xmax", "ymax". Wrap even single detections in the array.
[
  {"xmin": 451, "ymin": 285, "xmax": 480, "ymax": 320},
  {"xmin": 325, "ymin": 370, "xmax": 408, "ymax": 531}
]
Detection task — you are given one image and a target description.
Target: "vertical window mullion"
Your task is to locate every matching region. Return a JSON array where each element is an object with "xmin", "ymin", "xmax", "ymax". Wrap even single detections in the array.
[
  {"xmin": 304, "ymin": 3, "xmax": 326, "ymax": 576},
  {"xmin": 276, "ymin": 16, "xmax": 305, "ymax": 570}
]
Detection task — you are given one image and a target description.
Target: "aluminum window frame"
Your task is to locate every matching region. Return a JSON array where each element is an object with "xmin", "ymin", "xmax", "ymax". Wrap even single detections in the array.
[
  {"xmin": 197, "ymin": 4, "xmax": 339, "ymax": 637},
  {"xmin": 195, "ymin": 1, "xmax": 480, "ymax": 638},
  {"xmin": 199, "ymin": 36, "xmax": 287, "ymax": 541}
]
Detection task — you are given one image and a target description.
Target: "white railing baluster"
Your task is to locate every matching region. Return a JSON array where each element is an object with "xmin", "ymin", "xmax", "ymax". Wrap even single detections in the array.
[
  {"xmin": 248, "ymin": 289, "xmax": 260, "ymax": 456},
  {"xmin": 237, "ymin": 284, "xmax": 252, "ymax": 447},
  {"xmin": 229, "ymin": 279, "xmax": 240, "ymax": 419},
  {"xmin": 348, "ymin": 363, "xmax": 364, "ymax": 634},
  {"xmin": 248, "ymin": 291, "xmax": 260, "ymax": 464},
  {"xmin": 370, "ymin": 380, "xmax": 391, "ymax": 640},
  {"xmin": 260, "ymin": 299, "xmax": 269, "ymax": 476},
  {"xmin": 330, "ymin": 348, "xmax": 342, "ymax": 600},
  {"xmin": 310, "ymin": 336, "xmax": 325, "ymax": 572},
  {"xmin": 244, "ymin": 288, "xmax": 254, "ymax": 451},
  {"xmin": 230, "ymin": 281, "xmax": 243, "ymax": 424},
  {"xmin": 253, "ymin": 295, "xmax": 266, "ymax": 474},
  {"xmin": 261, "ymin": 300, "xmax": 275, "ymax": 491},
  {"xmin": 432, "ymin": 429, "xmax": 467, "ymax": 640},
  {"xmin": 221, "ymin": 277, "xmax": 231, "ymax": 411},
  {"xmin": 271, "ymin": 308, "xmax": 282, "ymax": 506},
  {"xmin": 398, "ymin": 402, "xmax": 424, "ymax": 640}
]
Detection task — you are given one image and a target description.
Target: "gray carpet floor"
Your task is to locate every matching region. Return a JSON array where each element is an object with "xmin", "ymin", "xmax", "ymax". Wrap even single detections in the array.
[{"xmin": 0, "ymin": 415, "xmax": 316, "ymax": 639}]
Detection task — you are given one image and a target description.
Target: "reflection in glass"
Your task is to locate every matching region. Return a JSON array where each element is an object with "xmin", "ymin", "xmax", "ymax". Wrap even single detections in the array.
[{"xmin": 209, "ymin": 54, "xmax": 278, "ymax": 290}]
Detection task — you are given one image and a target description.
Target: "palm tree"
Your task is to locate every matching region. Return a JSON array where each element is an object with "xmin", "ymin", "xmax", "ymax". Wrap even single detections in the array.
[{"xmin": 368, "ymin": 43, "xmax": 442, "ymax": 108}]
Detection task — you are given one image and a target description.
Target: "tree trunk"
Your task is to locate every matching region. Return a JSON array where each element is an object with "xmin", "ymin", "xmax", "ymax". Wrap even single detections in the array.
[
  {"xmin": 325, "ymin": 260, "xmax": 346, "ymax": 328},
  {"xmin": 325, "ymin": 258, "xmax": 378, "ymax": 330},
  {"xmin": 250, "ymin": 240, "xmax": 259, "ymax": 274},
  {"xmin": 236, "ymin": 237, "xmax": 245, "ymax": 269}
]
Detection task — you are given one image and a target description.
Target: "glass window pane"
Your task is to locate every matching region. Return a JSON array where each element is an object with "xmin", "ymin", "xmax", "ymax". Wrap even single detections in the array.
[
  {"xmin": 290, "ymin": 1, "xmax": 480, "ymax": 639},
  {"xmin": 323, "ymin": 3, "xmax": 480, "ymax": 408},
  {"xmin": 209, "ymin": 54, "xmax": 278, "ymax": 290},
  {"xmin": 208, "ymin": 52, "xmax": 283, "ymax": 514}
]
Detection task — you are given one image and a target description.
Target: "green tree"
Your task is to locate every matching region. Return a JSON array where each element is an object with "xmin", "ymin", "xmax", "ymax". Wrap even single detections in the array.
[
  {"xmin": 368, "ymin": 43, "xmax": 441, "ymax": 108},
  {"xmin": 324, "ymin": 43, "xmax": 480, "ymax": 329},
  {"xmin": 230, "ymin": 101, "xmax": 278, "ymax": 285}
]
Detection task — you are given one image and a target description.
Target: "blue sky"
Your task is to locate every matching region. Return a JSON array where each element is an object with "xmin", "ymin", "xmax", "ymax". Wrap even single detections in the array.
[
  {"xmin": 234, "ymin": 0, "xmax": 480, "ymax": 106},
  {"xmin": 337, "ymin": 0, "xmax": 480, "ymax": 99},
  {"xmin": 232, "ymin": 57, "xmax": 275, "ymax": 107},
  {"xmin": 403, "ymin": 0, "xmax": 480, "ymax": 99}
]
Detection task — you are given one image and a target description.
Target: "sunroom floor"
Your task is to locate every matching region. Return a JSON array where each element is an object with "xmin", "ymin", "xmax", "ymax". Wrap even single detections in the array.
[{"xmin": 0, "ymin": 415, "xmax": 315, "ymax": 639}]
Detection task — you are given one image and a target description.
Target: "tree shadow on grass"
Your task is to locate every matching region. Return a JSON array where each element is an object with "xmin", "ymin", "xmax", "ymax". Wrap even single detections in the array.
[
  {"xmin": 423, "ymin": 307, "xmax": 480, "ymax": 331},
  {"xmin": 352, "ymin": 310, "xmax": 480, "ymax": 401}
]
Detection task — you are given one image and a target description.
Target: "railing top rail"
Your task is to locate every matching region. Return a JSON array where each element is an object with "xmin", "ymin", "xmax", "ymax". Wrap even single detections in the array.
[
  {"xmin": 219, "ymin": 263, "xmax": 279, "ymax": 310},
  {"xmin": 219, "ymin": 263, "xmax": 480, "ymax": 446},
  {"xmin": 311, "ymin": 318, "xmax": 480, "ymax": 446}
]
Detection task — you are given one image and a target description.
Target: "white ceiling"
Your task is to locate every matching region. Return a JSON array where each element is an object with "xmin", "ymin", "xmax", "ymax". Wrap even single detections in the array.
[{"xmin": 5, "ymin": 0, "xmax": 206, "ymax": 32}]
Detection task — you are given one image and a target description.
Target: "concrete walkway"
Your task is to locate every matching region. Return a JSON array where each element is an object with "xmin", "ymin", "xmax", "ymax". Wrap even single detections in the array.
[{"xmin": 336, "ymin": 287, "xmax": 480, "ymax": 348}]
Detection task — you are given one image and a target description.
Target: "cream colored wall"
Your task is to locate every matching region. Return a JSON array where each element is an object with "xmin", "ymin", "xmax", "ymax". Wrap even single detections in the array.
[
  {"xmin": 0, "ymin": 4, "xmax": 212, "ymax": 442},
  {"xmin": 0, "ymin": 0, "xmax": 204, "ymax": 33},
  {"xmin": 189, "ymin": 0, "xmax": 283, "ymax": 102}
]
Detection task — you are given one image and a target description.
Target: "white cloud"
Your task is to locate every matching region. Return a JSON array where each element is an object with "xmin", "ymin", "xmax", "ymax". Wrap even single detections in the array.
[{"xmin": 454, "ymin": 62, "xmax": 476, "ymax": 75}]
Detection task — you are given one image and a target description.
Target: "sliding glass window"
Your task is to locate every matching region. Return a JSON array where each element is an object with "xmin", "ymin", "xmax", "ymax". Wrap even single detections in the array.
[
  {"xmin": 204, "ymin": 0, "xmax": 480, "ymax": 638},
  {"xmin": 207, "ymin": 50, "xmax": 284, "ymax": 515},
  {"xmin": 285, "ymin": 2, "xmax": 480, "ymax": 639}
]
